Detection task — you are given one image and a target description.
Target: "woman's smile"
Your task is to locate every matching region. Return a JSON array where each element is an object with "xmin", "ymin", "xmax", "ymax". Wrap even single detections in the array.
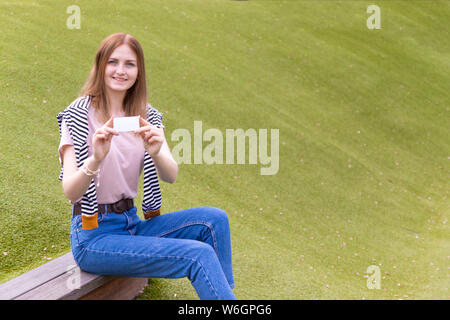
[{"xmin": 112, "ymin": 76, "xmax": 128, "ymax": 83}]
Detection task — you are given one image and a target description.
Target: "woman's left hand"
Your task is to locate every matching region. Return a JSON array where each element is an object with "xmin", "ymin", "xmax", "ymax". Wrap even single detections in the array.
[
  {"xmin": 135, "ymin": 116, "xmax": 165, "ymax": 158},
  {"xmin": 134, "ymin": 116, "xmax": 178, "ymax": 183}
]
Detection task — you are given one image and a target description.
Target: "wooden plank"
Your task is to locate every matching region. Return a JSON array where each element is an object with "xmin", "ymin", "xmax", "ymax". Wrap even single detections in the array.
[
  {"xmin": 0, "ymin": 251, "xmax": 149, "ymax": 300},
  {"xmin": 0, "ymin": 252, "xmax": 77, "ymax": 300},
  {"xmin": 15, "ymin": 266, "xmax": 111, "ymax": 300},
  {"xmin": 79, "ymin": 277, "xmax": 148, "ymax": 300},
  {"xmin": 17, "ymin": 270, "xmax": 147, "ymax": 300}
]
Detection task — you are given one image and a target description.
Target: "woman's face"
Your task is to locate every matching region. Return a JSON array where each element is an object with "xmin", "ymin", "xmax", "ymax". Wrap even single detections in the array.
[{"xmin": 104, "ymin": 44, "xmax": 138, "ymax": 94}]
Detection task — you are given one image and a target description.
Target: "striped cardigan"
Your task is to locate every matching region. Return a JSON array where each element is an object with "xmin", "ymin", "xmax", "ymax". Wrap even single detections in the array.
[{"xmin": 57, "ymin": 95, "xmax": 163, "ymax": 229}]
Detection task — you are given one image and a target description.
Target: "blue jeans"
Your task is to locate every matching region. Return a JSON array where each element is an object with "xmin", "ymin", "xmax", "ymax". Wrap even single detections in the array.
[{"xmin": 70, "ymin": 206, "xmax": 236, "ymax": 300}]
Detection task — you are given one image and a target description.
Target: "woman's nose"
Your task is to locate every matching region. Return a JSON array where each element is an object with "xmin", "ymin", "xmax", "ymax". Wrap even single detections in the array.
[{"xmin": 116, "ymin": 63, "xmax": 125, "ymax": 74}]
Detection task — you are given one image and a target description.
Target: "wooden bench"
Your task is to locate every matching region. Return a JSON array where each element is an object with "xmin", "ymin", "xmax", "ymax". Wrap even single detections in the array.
[{"xmin": 0, "ymin": 252, "xmax": 148, "ymax": 300}]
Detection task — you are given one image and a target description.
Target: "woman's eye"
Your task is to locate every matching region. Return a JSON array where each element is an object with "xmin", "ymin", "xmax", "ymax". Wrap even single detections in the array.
[{"xmin": 108, "ymin": 60, "xmax": 134, "ymax": 66}]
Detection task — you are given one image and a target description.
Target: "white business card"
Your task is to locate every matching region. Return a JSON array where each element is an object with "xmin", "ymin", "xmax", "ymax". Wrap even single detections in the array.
[{"xmin": 113, "ymin": 116, "xmax": 140, "ymax": 132}]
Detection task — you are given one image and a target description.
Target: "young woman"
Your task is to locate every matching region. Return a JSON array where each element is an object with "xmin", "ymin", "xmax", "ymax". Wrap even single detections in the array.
[{"xmin": 57, "ymin": 33, "xmax": 236, "ymax": 300}]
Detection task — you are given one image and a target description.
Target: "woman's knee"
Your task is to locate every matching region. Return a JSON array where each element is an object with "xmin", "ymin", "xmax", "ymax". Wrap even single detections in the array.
[
  {"xmin": 188, "ymin": 240, "xmax": 217, "ymax": 263},
  {"xmin": 202, "ymin": 207, "xmax": 230, "ymax": 228}
]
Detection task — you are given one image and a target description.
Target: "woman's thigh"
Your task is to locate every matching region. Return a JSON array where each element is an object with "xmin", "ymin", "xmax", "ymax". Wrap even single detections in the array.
[
  {"xmin": 76, "ymin": 232, "xmax": 217, "ymax": 279},
  {"xmin": 135, "ymin": 206, "xmax": 230, "ymax": 250}
]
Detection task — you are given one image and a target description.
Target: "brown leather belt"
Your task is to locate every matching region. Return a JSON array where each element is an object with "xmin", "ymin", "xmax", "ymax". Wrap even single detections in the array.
[{"xmin": 73, "ymin": 198, "xmax": 134, "ymax": 215}]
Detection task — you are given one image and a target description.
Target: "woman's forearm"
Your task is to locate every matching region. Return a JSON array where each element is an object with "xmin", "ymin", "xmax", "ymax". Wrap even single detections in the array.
[
  {"xmin": 152, "ymin": 150, "xmax": 178, "ymax": 184},
  {"xmin": 63, "ymin": 155, "xmax": 101, "ymax": 203}
]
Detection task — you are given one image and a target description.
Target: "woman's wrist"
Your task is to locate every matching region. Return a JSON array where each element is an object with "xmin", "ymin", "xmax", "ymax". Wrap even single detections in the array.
[
  {"xmin": 150, "ymin": 150, "xmax": 178, "ymax": 184},
  {"xmin": 87, "ymin": 156, "xmax": 102, "ymax": 171},
  {"xmin": 147, "ymin": 147, "xmax": 162, "ymax": 160}
]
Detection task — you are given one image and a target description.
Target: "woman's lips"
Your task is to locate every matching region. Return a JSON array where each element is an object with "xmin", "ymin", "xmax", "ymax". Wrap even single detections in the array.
[{"xmin": 113, "ymin": 76, "xmax": 127, "ymax": 82}]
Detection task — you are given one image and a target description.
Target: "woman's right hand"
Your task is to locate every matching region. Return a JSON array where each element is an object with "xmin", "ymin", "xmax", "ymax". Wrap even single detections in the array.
[
  {"xmin": 92, "ymin": 117, "xmax": 118, "ymax": 163},
  {"xmin": 61, "ymin": 117, "xmax": 117, "ymax": 203}
]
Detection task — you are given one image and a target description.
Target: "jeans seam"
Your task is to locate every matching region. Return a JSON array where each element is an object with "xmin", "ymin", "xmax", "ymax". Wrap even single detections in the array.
[
  {"xmin": 154, "ymin": 221, "xmax": 219, "ymax": 256},
  {"xmin": 81, "ymin": 247, "xmax": 220, "ymax": 299},
  {"xmin": 124, "ymin": 212, "xmax": 133, "ymax": 235}
]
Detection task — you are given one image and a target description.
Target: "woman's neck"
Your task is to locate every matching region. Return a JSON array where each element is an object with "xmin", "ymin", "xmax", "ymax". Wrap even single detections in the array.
[{"xmin": 106, "ymin": 89, "xmax": 126, "ymax": 116}]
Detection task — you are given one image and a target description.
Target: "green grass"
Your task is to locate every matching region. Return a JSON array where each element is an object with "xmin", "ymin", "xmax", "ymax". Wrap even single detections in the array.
[{"xmin": 0, "ymin": 0, "xmax": 449, "ymax": 300}]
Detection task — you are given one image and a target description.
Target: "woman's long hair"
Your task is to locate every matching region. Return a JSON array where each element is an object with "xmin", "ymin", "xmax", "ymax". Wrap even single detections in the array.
[{"xmin": 80, "ymin": 33, "xmax": 147, "ymax": 123}]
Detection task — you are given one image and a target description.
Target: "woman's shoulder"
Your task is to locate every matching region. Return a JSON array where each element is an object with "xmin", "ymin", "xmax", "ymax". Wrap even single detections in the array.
[
  {"xmin": 57, "ymin": 96, "xmax": 92, "ymax": 125},
  {"xmin": 66, "ymin": 95, "xmax": 92, "ymax": 111},
  {"xmin": 145, "ymin": 103, "xmax": 164, "ymax": 127},
  {"xmin": 145, "ymin": 102, "xmax": 161, "ymax": 114},
  {"xmin": 58, "ymin": 95, "xmax": 91, "ymax": 115}
]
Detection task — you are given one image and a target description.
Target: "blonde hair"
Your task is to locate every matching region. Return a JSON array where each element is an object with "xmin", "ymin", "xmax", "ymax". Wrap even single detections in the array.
[{"xmin": 80, "ymin": 33, "xmax": 147, "ymax": 123}]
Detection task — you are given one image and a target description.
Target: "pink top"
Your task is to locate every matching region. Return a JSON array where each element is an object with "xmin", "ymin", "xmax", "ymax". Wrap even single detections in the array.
[{"xmin": 58, "ymin": 107, "xmax": 145, "ymax": 204}]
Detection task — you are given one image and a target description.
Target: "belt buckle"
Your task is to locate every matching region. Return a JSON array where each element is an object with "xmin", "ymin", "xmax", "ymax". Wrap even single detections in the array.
[{"xmin": 113, "ymin": 200, "xmax": 127, "ymax": 213}]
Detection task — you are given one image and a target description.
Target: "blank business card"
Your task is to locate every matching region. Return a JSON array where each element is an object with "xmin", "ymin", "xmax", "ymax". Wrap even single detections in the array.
[{"xmin": 113, "ymin": 116, "xmax": 140, "ymax": 132}]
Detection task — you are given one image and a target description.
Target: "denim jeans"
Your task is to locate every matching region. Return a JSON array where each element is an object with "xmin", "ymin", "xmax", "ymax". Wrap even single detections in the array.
[{"xmin": 70, "ymin": 206, "xmax": 236, "ymax": 300}]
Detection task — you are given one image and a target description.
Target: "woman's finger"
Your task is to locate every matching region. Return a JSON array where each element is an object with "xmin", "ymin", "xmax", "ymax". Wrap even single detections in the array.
[
  {"xmin": 95, "ymin": 128, "xmax": 112, "ymax": 139},
  {"xmin": 103, "ymin": 126, "xmax": 119, "ymax": 136},
  {"xmin": 139, "ymin": 116, "xmax": 150, "ymax": 127},
  {"xmin": 135, "ymin": 125, "xmax": 156, "ymax": 134},
  {"xmin": 145, "ymin": 130, "xmax": 162, "ymax": 140},
  {"xmin": 146, "ymin": 136, "xmax": 163, "ymax": 145},
  {"xmin": 105, "ymin": 117, "xmax": 114, "ymax": 128},
  {"xmin": 144, "ymin": 131, "xmax": 152, "ymax": 139},
  {"xmin": 95, "ymin": 128, "xmax": 108, "ymax": 136},
  {"xmin": 138, "ymin": 116, "xmax": 160, "ymax": 130},
  {"xmin": 134, "ymin": 125, "xmax": 150, "ymax": 134}
]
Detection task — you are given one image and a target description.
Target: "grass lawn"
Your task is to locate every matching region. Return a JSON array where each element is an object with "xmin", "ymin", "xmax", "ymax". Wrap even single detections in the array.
[{"xmin": 0, "ymin": 0, "xmax": 448, "ymax": 299}]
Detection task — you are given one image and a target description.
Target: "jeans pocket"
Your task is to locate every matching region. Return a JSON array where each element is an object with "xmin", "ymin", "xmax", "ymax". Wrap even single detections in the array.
[
  {"xmin": 71, "ymin": 215, "xmax": 80, "ymax": 228},
  {"xmin": 73, "ymin": 214, "xmax": 104, "ymax": 247},
  {"xmin": 76, "ymin": 226, "xmax": 98, "ymax": 247}
]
